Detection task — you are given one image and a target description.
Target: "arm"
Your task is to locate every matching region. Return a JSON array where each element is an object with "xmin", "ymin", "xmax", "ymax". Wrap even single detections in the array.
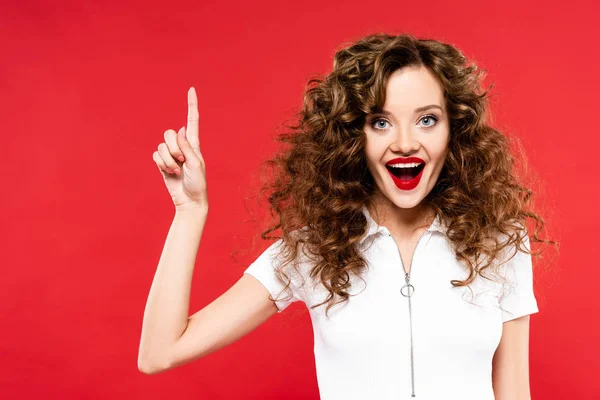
[
  {"xmin": 492, "ymin": 315, "xmax": 533, "ymax": 400},
  {"xmin": 137, "ymin": 209, "xmax": 279, "ymax": 374}
]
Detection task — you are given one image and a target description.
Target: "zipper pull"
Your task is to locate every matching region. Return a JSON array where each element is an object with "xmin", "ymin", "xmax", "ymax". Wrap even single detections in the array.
[{"xmin": 401, "ymin": 273, "xmax": 414, "ymax": 298}]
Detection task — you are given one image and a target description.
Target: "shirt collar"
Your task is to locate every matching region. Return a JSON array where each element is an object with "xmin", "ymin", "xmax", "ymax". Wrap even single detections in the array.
[{"xmin": 359, "ymin": 205, "xmax": 446, "ymax": 244}]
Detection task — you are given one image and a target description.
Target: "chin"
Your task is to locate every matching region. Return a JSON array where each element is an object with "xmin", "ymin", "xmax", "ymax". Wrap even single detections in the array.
[
  {"xmin": 389, "ymin": 195, "xmax": 424, "ymax": 209},
  {"xmin": 380, "ymin": 174, "xmax": 431, "ymax": 209},
  {"xmin": 380, "ymin": 186, "xmax": 426, "ymax": 209}
]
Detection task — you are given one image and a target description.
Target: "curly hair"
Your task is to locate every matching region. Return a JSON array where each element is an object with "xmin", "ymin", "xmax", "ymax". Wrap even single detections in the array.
[{"xmin": 248, "ymin": 32, "xmax": 558, "ymax": 319}]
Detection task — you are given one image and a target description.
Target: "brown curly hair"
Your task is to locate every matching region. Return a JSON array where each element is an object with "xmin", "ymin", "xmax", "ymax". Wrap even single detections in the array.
[{"xmin": 246, "ymin": 32, "xmax": 558, "ymax": 319}]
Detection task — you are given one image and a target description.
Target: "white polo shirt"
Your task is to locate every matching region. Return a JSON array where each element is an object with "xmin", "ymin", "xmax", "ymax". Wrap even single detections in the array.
[{"xmin": 244, "ymin": 206, "xmax": 539, "ymax": 400}]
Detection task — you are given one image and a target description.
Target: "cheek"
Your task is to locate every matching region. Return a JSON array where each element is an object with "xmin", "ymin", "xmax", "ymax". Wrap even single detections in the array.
[
  {"xmin": 426, "ymin": 136, "xmax": 449, "ymax": 163},
  {"xmin": 431, "ymin": 148, "xmax": 448, "ymax": 164},
  {"xmin": 363, "ymin": 137, "xmax": 382, "ymax": 165}
]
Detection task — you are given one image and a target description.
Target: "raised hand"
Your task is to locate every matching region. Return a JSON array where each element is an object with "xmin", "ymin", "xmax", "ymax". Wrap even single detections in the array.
[{"xmin": 152, "ymin": 87, "xmax": 208, "ymax": 212}]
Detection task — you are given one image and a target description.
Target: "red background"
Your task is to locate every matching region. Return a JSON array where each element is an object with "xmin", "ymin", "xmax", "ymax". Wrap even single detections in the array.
[{"xmin": 1, "ymin": 0, "xmax": 597, "ymax": 398}]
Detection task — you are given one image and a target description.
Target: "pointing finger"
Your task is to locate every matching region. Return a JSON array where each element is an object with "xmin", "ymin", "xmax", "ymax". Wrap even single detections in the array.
[{"xmin": 186, "ymin": 87, "xmax": 201, "ymax": 155}]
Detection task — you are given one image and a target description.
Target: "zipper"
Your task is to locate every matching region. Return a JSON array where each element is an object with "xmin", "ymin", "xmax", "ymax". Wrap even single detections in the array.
[{"xmin": 389, "ymin": 230, "xmax": 428, "ymax": 398}]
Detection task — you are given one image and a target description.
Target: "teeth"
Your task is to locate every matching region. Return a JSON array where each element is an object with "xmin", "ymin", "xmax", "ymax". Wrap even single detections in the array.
[{"xmin": 387, "ymin": 162, "xmax": 423, "ymax": 168}]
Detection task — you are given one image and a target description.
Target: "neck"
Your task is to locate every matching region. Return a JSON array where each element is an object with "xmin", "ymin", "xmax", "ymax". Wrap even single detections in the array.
[{"xmin": 368, "ymin": 193, "xmax": 435, "ymax": 239}]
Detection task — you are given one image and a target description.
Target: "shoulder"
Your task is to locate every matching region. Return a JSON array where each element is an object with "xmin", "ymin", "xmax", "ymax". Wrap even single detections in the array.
[
  {"xmin": 491, "ymin": 224, "xmax": 539, "ymax": 322},
  {"xmin": 249, "ymin": 227, "xmax": 320, "ymax": 284}
]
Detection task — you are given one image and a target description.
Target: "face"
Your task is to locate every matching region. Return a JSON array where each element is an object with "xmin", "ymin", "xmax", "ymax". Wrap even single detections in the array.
[{"xmin": 364, "ymin": 65, "xmax": 450, "ymax": 211}]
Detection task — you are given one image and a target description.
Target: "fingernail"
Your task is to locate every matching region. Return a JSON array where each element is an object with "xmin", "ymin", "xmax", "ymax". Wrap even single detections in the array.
[{"xmin": 178, "ymin": 156, "xmax": 185, "ymax": 162}]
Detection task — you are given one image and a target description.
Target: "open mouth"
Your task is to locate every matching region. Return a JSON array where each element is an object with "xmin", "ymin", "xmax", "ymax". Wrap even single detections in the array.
[{"xmin": 386, "ymin": 163, "xmax": 425, "ymax": 180}]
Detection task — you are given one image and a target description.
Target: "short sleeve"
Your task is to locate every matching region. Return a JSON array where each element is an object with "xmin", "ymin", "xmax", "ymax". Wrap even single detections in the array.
[
  {"xmin": 498, "ymin": 232, "xmax": 539, "ymax": 322},
  {"xmin": 244, "ymin": 238, "xmax": 302, "ymax": 313}
]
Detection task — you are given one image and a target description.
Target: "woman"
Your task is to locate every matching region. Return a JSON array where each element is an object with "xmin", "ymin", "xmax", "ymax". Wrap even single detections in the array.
[{"xmin": 139, "ymin": 33, "xmax": 556, "ymax": 400}]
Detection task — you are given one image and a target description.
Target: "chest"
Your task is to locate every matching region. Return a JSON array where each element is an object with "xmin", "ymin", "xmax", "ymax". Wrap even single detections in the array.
[
  {"xmin": 394, "ymin": 239, "xmax": 418, "ymax": 274},
  {"xmin": 390, "ymin": 232, "xmax": 427, "ymax": 274},
  {"xmin": 303, "ymin": 231, "xmax": 506, "ymax": 400},
  {"xmin": 306, "ymin": 233, "xmax": 504, "ymax": 359}
]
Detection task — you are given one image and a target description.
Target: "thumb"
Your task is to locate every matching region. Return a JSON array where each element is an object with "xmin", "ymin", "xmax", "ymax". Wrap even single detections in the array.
[{"xmin": 177, "ymin": 126, "xmax": 200, "ymax": 163}]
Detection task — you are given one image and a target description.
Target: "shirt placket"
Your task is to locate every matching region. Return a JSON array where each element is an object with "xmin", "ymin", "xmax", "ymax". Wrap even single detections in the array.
[{"xmin": 386, "ymin": 228, "xmax": 430, "ymax": 399}]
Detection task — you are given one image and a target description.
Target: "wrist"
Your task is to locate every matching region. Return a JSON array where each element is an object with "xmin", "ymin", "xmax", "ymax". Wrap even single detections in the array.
[{"xmin": 174, "ymin": 204, "xmax": 208, "ymax": 218}]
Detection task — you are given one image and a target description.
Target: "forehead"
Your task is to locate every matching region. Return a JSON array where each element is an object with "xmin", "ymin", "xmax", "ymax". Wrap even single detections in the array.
[{"xmin": 383, "ymin": 66, "xmax": 445, "ymax": 112}]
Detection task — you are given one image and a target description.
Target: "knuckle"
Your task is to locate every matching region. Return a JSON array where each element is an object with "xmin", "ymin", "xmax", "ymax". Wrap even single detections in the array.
[
  {"xmin": 157, "ymin": 147, "xmax": 175, "ymax": 166},
  {"xmin": 162, "ymin": 132, "xmax": 184, "ymax": 157},
  {"xmin": 153, "ymin": 155, "xmax": 165, "ymax": 169},
  {"xmin": 164, "ymin": 129, "xmax": 176, "ymax": 141},
  {"xmin": 166, "ymin": 142, "xmax": 182, "ymax": 158}
]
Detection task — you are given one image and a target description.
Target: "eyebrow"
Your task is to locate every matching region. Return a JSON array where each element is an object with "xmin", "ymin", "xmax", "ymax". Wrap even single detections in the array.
[{"xmin": 377, "ymin": 104, "xmax": 443, "ymax": 115}]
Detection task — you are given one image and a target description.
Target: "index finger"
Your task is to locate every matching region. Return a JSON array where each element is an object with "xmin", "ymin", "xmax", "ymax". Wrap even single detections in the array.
[{"xmin": 186, "ymin": 87, "xmax": 201, "ymax": 152}]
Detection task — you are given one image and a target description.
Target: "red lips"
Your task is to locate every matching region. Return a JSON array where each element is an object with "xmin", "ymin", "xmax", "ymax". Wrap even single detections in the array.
[
  {"xmin": 385, "ymin": 157, "xmax": 426, "ymax": 191},
  {"xmin": 386, "ymin": 156, "xmax": 425, "ymax": 165}
]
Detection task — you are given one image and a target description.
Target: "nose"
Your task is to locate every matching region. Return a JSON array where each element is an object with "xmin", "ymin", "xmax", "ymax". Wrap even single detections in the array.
[{"xmin": 389, "ymin": 127, "xmax": 420, "ymax": 154}]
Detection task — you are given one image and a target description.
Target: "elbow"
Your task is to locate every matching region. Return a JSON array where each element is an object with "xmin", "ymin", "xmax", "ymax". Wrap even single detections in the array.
[
  {"xmin": 137, "ymin": 360, "xmax": 159, "ymax": 375},
  {"xmin": 137, "ymin": 352, "xmax": 171, "ymax": 375}
]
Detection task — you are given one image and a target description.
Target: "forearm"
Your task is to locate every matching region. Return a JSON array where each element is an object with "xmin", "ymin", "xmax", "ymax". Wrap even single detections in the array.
[{"xmin": 138, "ymin": 208, "xmax": 207, "ymax": 370}]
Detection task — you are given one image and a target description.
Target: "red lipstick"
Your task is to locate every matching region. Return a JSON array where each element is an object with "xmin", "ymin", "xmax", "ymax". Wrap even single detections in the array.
[{"xmin": 385, "ymin": 157, "xmax": 425, "ymax": 191}]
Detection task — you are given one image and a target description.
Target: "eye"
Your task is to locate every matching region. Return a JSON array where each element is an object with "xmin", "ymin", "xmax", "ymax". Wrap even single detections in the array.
[
  {"xmin": 419, "ymin": 114, "xmax": 439, "ymax": 128},
  {"xmin": 370, "ymin": 118, "xmax": 390, "ymax": 130}
]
